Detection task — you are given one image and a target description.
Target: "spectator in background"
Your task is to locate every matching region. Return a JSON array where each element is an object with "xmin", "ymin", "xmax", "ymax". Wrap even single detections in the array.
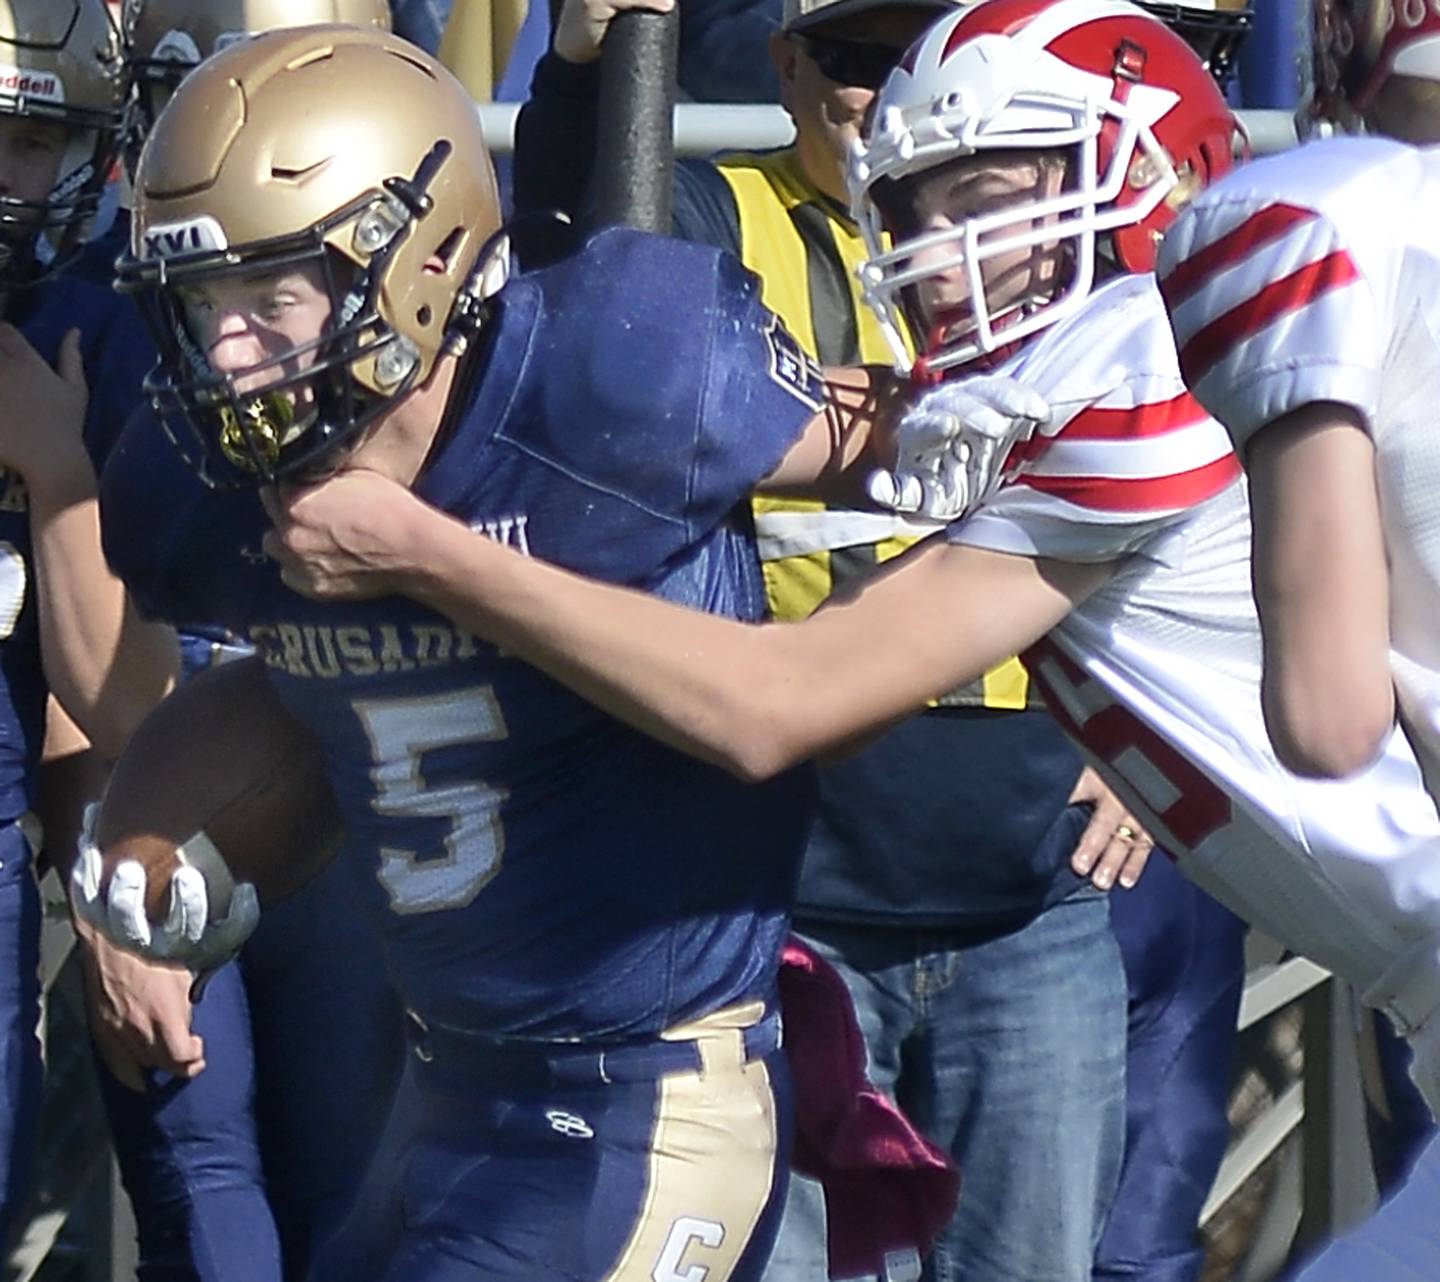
[
  {"xmin": 452, "ymin": 0, "xmax": 789, "ymax": 103},
  {"xmin": 516, "ymin": 1, "xmax": 1139, "ymax": 1279},
  {"xmin": 67, "ymin": 6, "xmax": 405, "ymax": 1280},
  {"xmin": 674, "ymin": 0, "xmax": 785, "ymax": 102}
]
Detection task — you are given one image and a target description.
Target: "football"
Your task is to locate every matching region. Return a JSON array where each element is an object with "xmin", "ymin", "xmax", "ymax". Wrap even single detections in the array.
[{"xmin": 94, "ymin": 655, "xmax": 344, "ymax": 924}]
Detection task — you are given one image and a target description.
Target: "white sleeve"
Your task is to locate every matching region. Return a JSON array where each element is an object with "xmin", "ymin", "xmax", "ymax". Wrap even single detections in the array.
[{"xmin": 1159, "ymin": 192, "xmax": 1383, "ymax": 456}]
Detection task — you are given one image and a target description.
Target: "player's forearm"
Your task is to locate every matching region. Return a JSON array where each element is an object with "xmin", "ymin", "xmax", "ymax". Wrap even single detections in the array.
[
  {"xmin": 403, "ymin": 518, "xmax": 828, "ymax": 779},
  {"xmin": 1248, "ymin": 405, "xmax": 1394, "ymax": 777},
  {"xmin": 29, "ymin": 472, "xmax": 178, "ymax": 759},
  {"xmin": 761, "ymin": 366, "xmax": 899, "ymax": 498},
  {"xmin": 37, "ymin": 697, "xmax": 110, "ymax": 881},
  {"xmin": 399, "ymin": 519, "xmax": 1083, "ymax": 782}
]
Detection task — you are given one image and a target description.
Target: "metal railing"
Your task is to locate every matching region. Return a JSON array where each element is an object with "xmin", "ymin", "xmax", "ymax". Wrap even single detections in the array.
[
  {"xmin": 1196, "ymin": 943, "xmax": 1383, "ymax": 1281},
  {"xmin": 475, "ymin": 104, "xmax": 1300, "ymax": 157}
]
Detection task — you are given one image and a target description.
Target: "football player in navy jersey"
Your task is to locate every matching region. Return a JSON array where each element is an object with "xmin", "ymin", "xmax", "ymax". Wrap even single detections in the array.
[
  {"xmin": 87, "ymin": 23, "xmax": 892, "ymax": 1282},
  {"xmin": 68, "ymin": 7, "xmax": 407, "ymax": 1282},
  {"xmin": 0, "ymin": 0, "xmax": 179, "ymax": 1239}
]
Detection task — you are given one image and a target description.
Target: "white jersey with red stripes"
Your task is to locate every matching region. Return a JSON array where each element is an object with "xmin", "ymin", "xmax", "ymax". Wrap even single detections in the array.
[
  {"xmin": 945, "ymin": 267, "xmax": 1440, "ymax": 1033},
  {"xmin": 1159, "ymin": 135, "xmax": 1440, "ymax": 814}
]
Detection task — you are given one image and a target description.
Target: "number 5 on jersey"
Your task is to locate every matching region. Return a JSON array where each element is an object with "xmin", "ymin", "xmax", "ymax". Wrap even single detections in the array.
[{"xmin": 355, "ymin": 686, "xmax": 509, "ymax": 915}]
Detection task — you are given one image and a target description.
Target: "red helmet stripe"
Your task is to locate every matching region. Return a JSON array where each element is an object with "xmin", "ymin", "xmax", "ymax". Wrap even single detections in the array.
[{"xmin": 941, "ymin": 0, "xmax": 1056, "ymax": 59}]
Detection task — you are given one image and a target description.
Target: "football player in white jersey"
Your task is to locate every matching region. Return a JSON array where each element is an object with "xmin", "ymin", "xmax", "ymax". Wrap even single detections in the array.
[
  {"xmin": 261, "ymin": 0, "xmax": 1440, "ymax": 1118},
  {"xmin": 1156, "ymin": 5, "xmax": 1440, "ymax": 1272},
  {"xmin": 1158, "ymin": 0, "xmax": 1440, "ymax": 1100},
  {"xmin": 1160, "ymin": 1, "xmax": 1440, "ymax": 782}
]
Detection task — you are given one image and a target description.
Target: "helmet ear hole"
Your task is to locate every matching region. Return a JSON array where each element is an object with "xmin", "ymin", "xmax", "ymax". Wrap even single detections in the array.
[{"xmin": 417, "ymin": 304, "xmax": 432, "ymax": 326}]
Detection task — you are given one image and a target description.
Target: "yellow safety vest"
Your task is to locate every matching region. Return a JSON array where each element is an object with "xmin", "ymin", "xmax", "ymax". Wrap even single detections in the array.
[{"xmin": 717, "ymin": 148, "xmax": 1031, "ymax": 710}]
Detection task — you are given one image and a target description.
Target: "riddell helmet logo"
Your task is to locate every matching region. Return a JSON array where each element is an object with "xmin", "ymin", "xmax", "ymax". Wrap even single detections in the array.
[{"xmin": 0, "ymin": 66, "xmax": 65, "ymax": 103}]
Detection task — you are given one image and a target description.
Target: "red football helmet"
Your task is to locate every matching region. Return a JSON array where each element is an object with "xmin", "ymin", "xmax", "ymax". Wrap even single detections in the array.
[
  {"xmin": 850, "ymin": 0, "xmax": 1239, "ymax": 376},
  {"xmin": 1309, "ymin": 0, "xmax": 1440, "ymax": 128}
]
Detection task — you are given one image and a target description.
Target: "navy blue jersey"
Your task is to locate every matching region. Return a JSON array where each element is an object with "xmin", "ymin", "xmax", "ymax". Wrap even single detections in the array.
[
  {"xmin": 102, "ymin": 229, "xmax": 820, "ymax": 1039},
  {"xmin": 0, "ymin": 278, "xmax": 151, "ymax": 871}
]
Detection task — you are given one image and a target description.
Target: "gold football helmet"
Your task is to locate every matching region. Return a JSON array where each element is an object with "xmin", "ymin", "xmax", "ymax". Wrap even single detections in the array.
[
  {"xmin": 121, "ymin": 0, "xmax": 392, "ymax": 151},
  {"xmin": 0, "ymin": 0, "xmax": 125, "ymax": 286},
  {"xmin": 115, "ymin": 24, "xmax": 504, "ymax": 486}
]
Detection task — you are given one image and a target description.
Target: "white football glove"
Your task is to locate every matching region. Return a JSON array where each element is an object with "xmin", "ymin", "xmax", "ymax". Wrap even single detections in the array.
[
  {"xmin": 69, "ymin": 804, "xmax": 260, "ymax": 976},
  {"xmin": 868, "ymin": 375, "xmax": 1052, "ymax": 522}
]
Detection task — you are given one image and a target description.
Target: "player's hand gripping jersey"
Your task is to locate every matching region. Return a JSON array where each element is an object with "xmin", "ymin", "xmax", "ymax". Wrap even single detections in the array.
[
  {"xmin": 1161, "ymin": 136, "xmax": 1440, "ymax": 806},
  {"xmin": 100, "ymin": 230, "xmax": 821, "ymax": 1041},
  {"xmin": 942, "ymin": 271, "xmax": 1440, "ymax": 1036}
]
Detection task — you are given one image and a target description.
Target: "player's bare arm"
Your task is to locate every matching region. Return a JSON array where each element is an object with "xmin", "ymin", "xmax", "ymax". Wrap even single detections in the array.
[
  {"xmin": 0, "ymin": 324, "xmax": 178, "ymax": 758},
  {"xmin": 1247, "ymin": 400, "xmax": 1394, "ymax": 778},
  {"xmin": 762, "ymin": 364, "xmax": 905, "ymax": 498},
  {"xmin": 267, "ymin": 478, "xmax": 1116, "ymax": 778}
]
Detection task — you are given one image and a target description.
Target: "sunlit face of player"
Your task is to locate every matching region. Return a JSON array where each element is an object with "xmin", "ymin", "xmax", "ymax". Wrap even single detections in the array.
[
  {"xmin": 872, "ymin": 149, "xmax": 1070, "ymax": 356},
  {"xmin": 173, "ymin": 253, "xmax": 459, "ymax": 486},
  {"xmin": 177, "ymin": 261, "xmax": 332, "ymax": 403}
]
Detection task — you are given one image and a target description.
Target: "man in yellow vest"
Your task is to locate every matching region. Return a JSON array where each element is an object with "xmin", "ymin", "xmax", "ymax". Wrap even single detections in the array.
[{"xmin": 513, "ymin": 3, "xmax": 1236, "ymax": 1280}]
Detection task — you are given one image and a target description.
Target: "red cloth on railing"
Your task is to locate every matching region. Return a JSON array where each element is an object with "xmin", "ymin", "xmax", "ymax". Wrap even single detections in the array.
[{"xmin": 779, "ymin": 937, "xmax": 962, "ymax": 1281}]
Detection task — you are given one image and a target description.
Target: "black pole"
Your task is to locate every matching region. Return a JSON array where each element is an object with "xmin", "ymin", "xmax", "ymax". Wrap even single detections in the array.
[{"xmin": 592, "ymin": 7, "xmax": 678, "ymax": 233}]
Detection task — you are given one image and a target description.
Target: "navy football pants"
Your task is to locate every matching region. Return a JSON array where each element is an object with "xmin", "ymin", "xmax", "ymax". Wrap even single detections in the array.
[{"xmin": 310, "ymin": 1007, "xmax": 792, "ymax": 1282}]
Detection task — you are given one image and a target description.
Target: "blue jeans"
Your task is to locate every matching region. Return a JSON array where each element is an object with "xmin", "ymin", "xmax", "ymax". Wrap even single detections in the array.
[{"xmin": 764, "ymin": 886, "xmax": 1127, "ymax": 1282}]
